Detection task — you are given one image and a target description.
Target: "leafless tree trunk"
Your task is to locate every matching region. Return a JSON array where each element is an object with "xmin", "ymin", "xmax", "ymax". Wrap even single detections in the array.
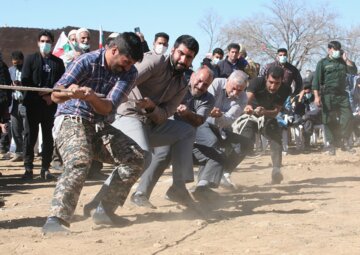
[{"xmin": 198, "ymin": 9, "xmax": 222, "ymax": 53}]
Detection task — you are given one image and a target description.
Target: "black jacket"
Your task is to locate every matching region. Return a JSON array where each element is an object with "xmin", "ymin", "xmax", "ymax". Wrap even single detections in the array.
[
  {"xmin": 21, "ymin": 52, "xmax": 65, "ymax": 108},
  {"xmin": 0, "ymin": 60, "xmax": 12, "ymax": 108}
]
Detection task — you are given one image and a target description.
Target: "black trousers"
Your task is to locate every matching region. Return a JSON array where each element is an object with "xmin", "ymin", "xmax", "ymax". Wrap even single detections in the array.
[
  {"xmin": 241, "ymin": 118, "xmax": 282, "ymax": 168},
  {"xmin": 23, "ymin": 104, "xmax": 56, "ymax": 170}
]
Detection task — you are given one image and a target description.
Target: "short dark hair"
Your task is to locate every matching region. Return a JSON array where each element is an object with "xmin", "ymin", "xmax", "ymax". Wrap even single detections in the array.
[
  {"xmin": 328, "ymin": 41, "xmax": 341, "ymax": 50},
  {"xmin": 38, "ymin": 30, "xmax": 54, "ymax": 43},
  {"xmin": 227, "ymin": 43, "xmax": 240, "ymax": 52},
  {"xmin": 303, "ymin": 80, "xmax": 312, "ymax": 90},
  {"xmin": 11, "ymin": 51, "xmax": 24, "ymax": 61},
  {"xmin": 173, "ymin": 35, "xmax": 199, "ymax": 56},
  {"xmin": 277, "ymin": 48, "xmax": 288, "ymax": 54},
  {"xmin": 212, "ymin": 47, "xmax": 224, "ymax": 56},
  {"xmin": 267, "ymin": 66, "xmax": 284, "ymax": 79},
  {"xmin": 154, "ymin": 32, "xmax": 169, "ymax": 42},
  {"xmin": 110, "ymin": 32, "xmax": 143, "ymax": 62}
]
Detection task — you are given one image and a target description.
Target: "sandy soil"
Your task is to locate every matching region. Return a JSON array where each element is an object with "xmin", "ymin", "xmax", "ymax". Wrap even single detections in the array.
[{"xmin": 1, "ymin": 147, "xmax": 360, "ymax": 255}]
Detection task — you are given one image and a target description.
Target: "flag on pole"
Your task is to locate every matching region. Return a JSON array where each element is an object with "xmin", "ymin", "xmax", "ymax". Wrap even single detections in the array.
[
  {"xmin": 53, "ymin": 31, "xmax": 68, "ymax": 57},
  {"xmin": 99, "ymin": 25, "xmax": 104, "ymax": 49}
]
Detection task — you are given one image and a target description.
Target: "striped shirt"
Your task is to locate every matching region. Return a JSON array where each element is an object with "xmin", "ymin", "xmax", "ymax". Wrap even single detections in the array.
[{"xmin": 55, "ymin": 49, "xmax": 138, "ymax": 123}]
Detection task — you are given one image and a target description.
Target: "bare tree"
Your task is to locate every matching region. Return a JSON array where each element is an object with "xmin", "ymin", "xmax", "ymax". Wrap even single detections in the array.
[
  {"xmin": 342, "ymin": 25, "xmax": 360, "ymax": 65},
  {"xmin": 198, "ymin": 9, "xmax": 222, "ymax": 53},
  {"xmin": 219, "ymin": 0, "xmax": 342, "ymax": 71}
]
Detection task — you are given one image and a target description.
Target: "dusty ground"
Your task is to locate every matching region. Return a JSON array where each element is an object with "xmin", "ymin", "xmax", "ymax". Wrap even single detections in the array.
[{"xmin": 1, "ymin": 146, "xmax": 360, "ymax": 255}]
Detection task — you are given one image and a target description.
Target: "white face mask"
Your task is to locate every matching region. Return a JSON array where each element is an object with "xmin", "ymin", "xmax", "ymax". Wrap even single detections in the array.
[
  {"xmin": 39, "ymin": 42, "xmax": 52, "ymax": 54},
  {"xmin": 279, "ymin": 55, "xmax": 287, "ymax": 64},
  {"xmin": 332, "ymin": 50, "xmax": 341, "ymax": 59},
  {"xmin": 79, "ymin": 43, "xmax": 90, "ymax": 51},
  {"xmin": 212, "ymin": 58, "xmax": 220, "ymax": 65},
  {"xmin": 154, "ymin": 44, "xmax": 167, "ymax": 55}
]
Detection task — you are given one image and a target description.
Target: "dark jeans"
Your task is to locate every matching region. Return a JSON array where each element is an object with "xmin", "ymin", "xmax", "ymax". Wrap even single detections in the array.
[
  {"xmin": 23, "ymin": 105, "xmax": 55, "ymax": 170},
  {"xmin": 241, "ymin": 118, "xmax": 282, "ymax": 168},
  {"xmin": 10, "ymin": 101, "xmax": 26, "ymax": 154}
]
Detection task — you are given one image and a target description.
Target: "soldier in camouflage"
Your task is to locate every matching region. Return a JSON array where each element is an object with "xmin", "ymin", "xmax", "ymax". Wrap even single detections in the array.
[{"xmin": 42, "ymin": 32, "xmax": 144, "ymax": 233}]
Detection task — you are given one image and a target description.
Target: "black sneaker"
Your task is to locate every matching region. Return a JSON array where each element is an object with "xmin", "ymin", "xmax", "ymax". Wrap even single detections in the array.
[
  {"xmin": 165, "ymin": 185, "xmax": 195, "ymax": 207},
  {"xmin": 40, "ymin": 169, "xmax": 56, "ymax": 180},
  {"xmin": 130, "ymin": 193, "xmax": 156, "ymax": 209},
  {"xmin": 21, "ymin": 169, "xmax": 33, "ymax": 180},
  {"xmin": 42, "ymin": 216, "xmax": 70, "ymax": 234}
]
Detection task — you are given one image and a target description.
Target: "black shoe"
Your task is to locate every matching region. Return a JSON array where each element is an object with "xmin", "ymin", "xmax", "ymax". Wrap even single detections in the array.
[
  {"xmin": 40, "ymin": 169, "xmax": 56, "ymax": 180},
  {"xmin": 271, "ymin": 171, "xmax": 284, "ymax": 184},
  {"xmin": 42, "ymin": 216, "xmax": 70, "ymax": 234},
  {"xmin": 165, "ymin": 186, "xmax": 195, "ymax": 207},
  {"xmin": 130, "ymin": 193, "xmax": 156, "ymax": 209},
  {"xmin": 21, "ymin": 169, "xmax": 33, "ymax": 180},
  {"xmin": 191, "ymin": 186, "xmax": 210, "ymax": 201}
]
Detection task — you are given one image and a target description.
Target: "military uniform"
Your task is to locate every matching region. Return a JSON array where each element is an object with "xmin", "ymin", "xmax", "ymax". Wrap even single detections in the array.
[{"xmin": 312, "ymin": 56, "xmax": 357, "ymax": 145}]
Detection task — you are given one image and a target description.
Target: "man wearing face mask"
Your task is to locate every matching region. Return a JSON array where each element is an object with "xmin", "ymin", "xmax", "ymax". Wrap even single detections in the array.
[
  {"xmin": 135, "ymin": 31, "xmax": 169, "ymax": 56},
  {"xmin": 292, "ymin": 81, "xmax": 322, "ymax": 152},
  {"xmin": 201, "ymin": 48, "xmax": 224, "ymax": 78},
  {"xmin": 60, "ymin": 29, "xmax": 81, "ymax": 67},
  {"xmin": 76, "ymin": 28, "xmax": 91, "ymax": 54},
  {"xmin": 313, "ymin": 40, "xmax": 357, "ymax": 155},
  {"xmin": 260, "ymin": 48, "xmax": 302, "ymax": 96},
  {"xmin": 83, "ymin": 35, "xmax": 200, "ymax": 214},
  {"xmin": 21, "ymin": 30, "xmax": 65, "ymax": 180}
]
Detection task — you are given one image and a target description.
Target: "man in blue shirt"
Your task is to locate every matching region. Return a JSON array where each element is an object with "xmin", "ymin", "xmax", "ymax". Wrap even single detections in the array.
[{"xmin": 42, "ymin": 32, "xmax": 144, "ymax": 233}]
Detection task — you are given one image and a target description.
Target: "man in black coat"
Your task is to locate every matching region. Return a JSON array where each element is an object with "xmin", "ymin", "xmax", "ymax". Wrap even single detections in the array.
[{"xmin": 21, "ymin": 30, "xmax": 65, "ymax": 180}]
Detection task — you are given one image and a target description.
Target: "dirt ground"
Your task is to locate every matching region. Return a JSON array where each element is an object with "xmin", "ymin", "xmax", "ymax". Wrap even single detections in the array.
[{"xmin": 1, "ymin": 146, "xmax": 360, "ymax": 255}]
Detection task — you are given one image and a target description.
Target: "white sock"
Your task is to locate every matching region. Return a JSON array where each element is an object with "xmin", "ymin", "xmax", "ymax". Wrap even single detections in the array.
[{"xmin": 197, "ymin": 180, "xmax": 209, "ymax": 187}]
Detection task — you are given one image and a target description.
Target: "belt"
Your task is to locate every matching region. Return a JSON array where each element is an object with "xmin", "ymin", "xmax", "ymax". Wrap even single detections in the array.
[
  {"xmin": 63, "ymin": 115, "xmax": 104, "ymax": 132},
  {"xmin": 63, "ymin": 115, "xmax": 84, "ymax": 123}
]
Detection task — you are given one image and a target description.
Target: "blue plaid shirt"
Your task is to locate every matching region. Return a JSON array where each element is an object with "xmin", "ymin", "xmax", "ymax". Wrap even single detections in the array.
[{"xmin": 55, "ymin": 49, "xmax": 138, "ymax": 123}]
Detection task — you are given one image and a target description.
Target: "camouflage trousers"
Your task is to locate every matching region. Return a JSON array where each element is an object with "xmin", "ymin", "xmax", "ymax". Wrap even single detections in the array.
[{"xmin": 50, "ymin": 116, "xmax": 144, "ymax": 223}]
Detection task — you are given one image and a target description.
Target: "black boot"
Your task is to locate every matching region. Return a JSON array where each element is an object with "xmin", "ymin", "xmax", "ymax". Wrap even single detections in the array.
[{"xmin": 21, "ymin": 168, "xmax": 33, "ymax": 180}]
